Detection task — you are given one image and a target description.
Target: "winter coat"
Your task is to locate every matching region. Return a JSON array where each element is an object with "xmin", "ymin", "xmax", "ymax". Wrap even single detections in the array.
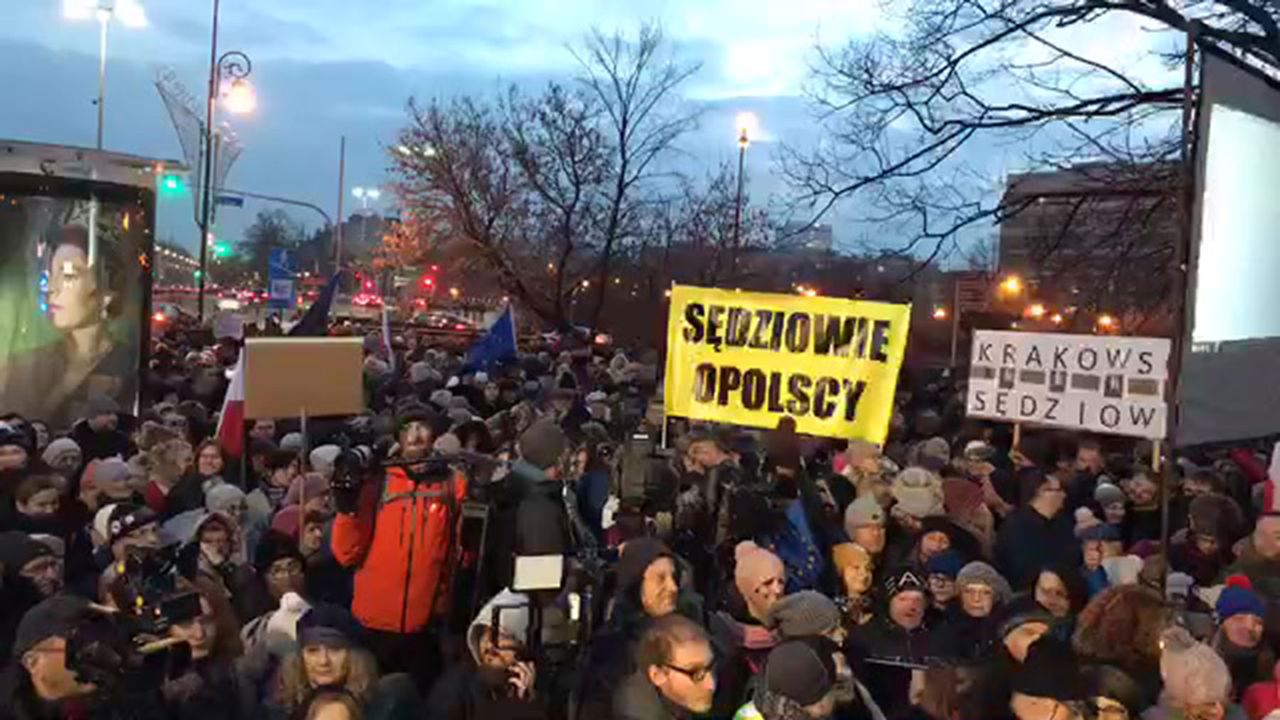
[
  {"xmin": 612, "ymin": 672, "xmax": 692, "ymax": 720},
  {"xmin": 479, "ymin": 461, "xmax": 571, "ymax": 601},
  {"xmin": 0, "ymin": 665, "xmax": 166, "ymax": 720},
  {"xmin": 1142, "ymin": 703, "xmax": 1247, "ymax": 720},
  {"xmin": 161, "ymin": 659, "xmax": 255, "ymax": 720},
  {"xmin": 1215, "ymin": 633, "xmax": 1277, "ymax": 702},
  {"xmin": 851, "ymin": 615, "xmax": 949, "ymax": 720},
  {"xmin": 709, "ymin": 609, "xmax": 780, "ymax": 719},
  {"xmin": 330, "ymin": 465, "xmax": 467, "ymax": 633},
  {"xmin": 994, "ymin": 505, "xmax": 1077, "ymax": 590},
  {"xmin": 70, "ymin": 421, "xmax": 133, "ymax": 463},
  {"xmin": 423, "ymin": 661, "xmax": 547, "ymax": 720}
]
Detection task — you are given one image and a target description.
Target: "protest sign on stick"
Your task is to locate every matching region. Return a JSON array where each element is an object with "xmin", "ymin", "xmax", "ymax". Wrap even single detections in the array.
[
  {"xmin": 663, "ymin": 284, "xmax": 911, "ymax": 443},
  {"xmin": 966, "ymin": 330, "xmax": 1171, "ymax": 439}
]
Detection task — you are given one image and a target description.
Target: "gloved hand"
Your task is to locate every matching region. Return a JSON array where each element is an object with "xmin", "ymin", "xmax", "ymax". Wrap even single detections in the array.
[{"xmin": 331, "ymin": 468, "xmax": 363, "ymax": 515}]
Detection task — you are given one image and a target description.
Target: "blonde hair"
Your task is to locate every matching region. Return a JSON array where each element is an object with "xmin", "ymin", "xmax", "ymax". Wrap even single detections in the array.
[
  {"xmin": 277, "ymin": 647, "xmax": 379, "ymax": 713},
  {"xmin": 304, "ymin": 691, "xmax": 364, "ymax": 720}
]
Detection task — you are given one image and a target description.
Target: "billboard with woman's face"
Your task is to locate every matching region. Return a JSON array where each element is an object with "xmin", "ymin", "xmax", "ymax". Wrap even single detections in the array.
[{"xmin": 0, "ymin": 144, "xmax": 159, "ymax": 430}]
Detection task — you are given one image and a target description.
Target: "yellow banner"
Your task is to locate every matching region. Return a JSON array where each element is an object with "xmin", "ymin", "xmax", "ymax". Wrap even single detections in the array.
[{"xmin": 664, "ymin": 285, "xmax": 911, "ymax": 443}]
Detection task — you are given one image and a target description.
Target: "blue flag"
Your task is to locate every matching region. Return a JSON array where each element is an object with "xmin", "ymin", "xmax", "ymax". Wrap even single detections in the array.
[
  {"xmin": 465, "ymin": 305, "xmax": 517, "ymax": 371},
  {"xmin": 289, "ymin": 270, "xmax": 343, "ymax": 337}
]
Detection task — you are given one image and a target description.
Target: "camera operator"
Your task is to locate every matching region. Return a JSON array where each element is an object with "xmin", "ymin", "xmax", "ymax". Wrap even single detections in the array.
[
  {"xmin": 482, "ymin": 420, "xmax": 574, "ymax": 599},
  {"xmin": 0, "ymin": 595, "xmax": 148, "ymax": 720},
  {"xmin": 425, "ymin": 589, "xmax": 546, "ymax": 720},
  {"xmin": 330, "ymin": 401, "xmax": 466, "ymax": 689}
]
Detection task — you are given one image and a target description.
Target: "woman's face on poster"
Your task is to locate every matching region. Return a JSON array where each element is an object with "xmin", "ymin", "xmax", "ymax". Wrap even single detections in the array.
[{"xmin": 48, "ymin": 243, "xmax": 102, "ymax": 331}]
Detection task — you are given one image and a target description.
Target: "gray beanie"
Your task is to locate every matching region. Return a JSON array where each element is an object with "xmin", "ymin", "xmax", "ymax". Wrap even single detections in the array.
[
  {"xmin": 766, "ymin": 591, "xmax": 841, "ymax": 639},
  {"xmin": 280, "ymin": 432, "xmax": 305, "ymax": 453},
  {"xmin": 519, "ymin": 421, "xmax": 567, "ymax": 469},
  {"xmin": 956, "ymin": 561, "xmax": 1013, "ymax": 604},
  {"xmin": 844, "ymin": 495, "xmax": 885, "ymax": 531},
  {"xmin": 41, "ymin": 438, "xmax": 81, "ymax": 467},
  {"xmin": 1095, "ymin": 482, "xmax": 1126, "ymax": 507}
]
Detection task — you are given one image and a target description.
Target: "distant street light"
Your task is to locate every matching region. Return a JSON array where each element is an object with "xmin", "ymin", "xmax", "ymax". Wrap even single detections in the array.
[
  {"xmin": 352, "ymin": 186, "xmax": 381, "ymax": 210},
  {"xmin": 1027, "ymin": 303, "xmax": 1046, "ymax": 320},
  {"xmin": 1050, "ymin": 312, "xmax": 1064, "ymax": 325},
  {"xmin": 998, "ymin": 275, "xmax": 1024, "ymax": 297},
  {"xmin": 733, "ymin": 111, "xmax": 759, "ymax": 259},
  {"xmin": 396, "ymin": 144, "xmax": 437, "ymax": 158},
  {"xmin": 1097, "ymin": 314, "xmax": 1116, "ymax": 330},
  {"xmin": 64, "ymin": 0, "xmax": 148, "ymax": 149},
  {"xmin": 933, "ymin": 307, "xmax": 948, "ymax": 320}
]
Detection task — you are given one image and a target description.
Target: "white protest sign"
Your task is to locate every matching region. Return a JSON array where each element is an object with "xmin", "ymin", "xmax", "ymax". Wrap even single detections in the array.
[
  {"xmin": 966, "ymin": 331, "xmax": 1171, "ymax": 439},
  {"xmin": 213, "ymin": 313, "xmax": 244, "ymax": 340}
]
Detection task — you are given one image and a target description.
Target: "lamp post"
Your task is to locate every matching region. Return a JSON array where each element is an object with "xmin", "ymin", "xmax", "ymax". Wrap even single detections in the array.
[
  {"xmin": 196, "ymin": 0, "xmax": 256, "ymax": 324},
  {"xmin": 352, "ymin": 187, "xmax": 381, "ymax": 255},
  {"xmin": 63, "ymin": 0, "xmax": 147, "ymax": 150},
  {"xmin": 733, "ymin": 112, "xmax": 757, "ymax": 263}
]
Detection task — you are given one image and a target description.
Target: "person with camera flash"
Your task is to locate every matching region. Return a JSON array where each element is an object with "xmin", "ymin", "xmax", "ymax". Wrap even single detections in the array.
[{"xmin": 330, "ymin": 401, "xmax": 466, "ymax": 689}]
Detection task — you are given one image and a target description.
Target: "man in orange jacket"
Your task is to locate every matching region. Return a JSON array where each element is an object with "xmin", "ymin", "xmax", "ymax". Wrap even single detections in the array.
[{"xmin": 331, "ymin": 401, "xmax": 466, "ymax": 688}]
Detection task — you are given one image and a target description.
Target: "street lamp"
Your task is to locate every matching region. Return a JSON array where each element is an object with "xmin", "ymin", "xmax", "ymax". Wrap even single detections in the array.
[
  {"xmin": 352, "ymin": 187, "xmax": 382, "ymax": 210},
  {"xmin": 64, "ymin": 0, "xmax": 147, "ymax": 150},
  {"xmin": 998, "ymin": 275, "xmax": 1023, "ymax": 297},
  {"xmin": 196, "ymin": 0, "xmax": 257, "ymax": 324},
  {"xmin": 933, "ymin": 307, "xmax": 948, "ymax": 320},
  {"xmin": 733, "ymin": 111, "xmax": 758, "ymax": 260},
  {"xmin": 1026, "ymin": 303, "xmax": 1046, "ymax": 320}
]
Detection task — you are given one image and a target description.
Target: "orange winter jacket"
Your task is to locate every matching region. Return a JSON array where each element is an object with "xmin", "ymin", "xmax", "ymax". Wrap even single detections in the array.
[{"xmin": 331, "ymin": 466, "xmax": 467, "ymax": 633}]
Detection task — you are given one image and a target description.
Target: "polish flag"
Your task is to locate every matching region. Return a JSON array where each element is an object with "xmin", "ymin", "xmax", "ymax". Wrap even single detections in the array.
[{"xmin": 217, "ymin": 350, "xmax": 246, "ymax": 458}]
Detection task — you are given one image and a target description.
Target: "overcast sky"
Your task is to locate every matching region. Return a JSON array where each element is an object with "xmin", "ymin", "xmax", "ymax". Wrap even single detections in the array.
[{"xmin": 0, "ymin": 0, "xmax": 890, "ymax": 253}]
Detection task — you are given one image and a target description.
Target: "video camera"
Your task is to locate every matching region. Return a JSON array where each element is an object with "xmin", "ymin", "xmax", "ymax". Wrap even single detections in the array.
[{"xmin": 67, "ymin": 543, "xmax": 203, "ymax": 694}]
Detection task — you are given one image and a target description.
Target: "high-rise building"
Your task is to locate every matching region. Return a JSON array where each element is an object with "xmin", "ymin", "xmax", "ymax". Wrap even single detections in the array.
[{"xmin": 997, "ymin": 162, "xmax": 1177, "ymax": 316}]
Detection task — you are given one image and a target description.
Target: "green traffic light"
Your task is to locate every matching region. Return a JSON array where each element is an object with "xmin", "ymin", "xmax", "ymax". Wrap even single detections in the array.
[
  {"xmin": 158, "ymin": 173, "xmax": 185, "ymax": 197},
  {"xmin": 213, "ymin": 242, "xmax": 232, "ymax": 259}
]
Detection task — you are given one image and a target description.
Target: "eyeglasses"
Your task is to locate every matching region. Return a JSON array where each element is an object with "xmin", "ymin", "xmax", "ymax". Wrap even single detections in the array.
[
  {"xmin": 664, "ymin": 662, "xmax": 715, "ymax": 683},
  {"xmin": 268, "ymin": 559, "xmax": 304, "ymax": 578}
]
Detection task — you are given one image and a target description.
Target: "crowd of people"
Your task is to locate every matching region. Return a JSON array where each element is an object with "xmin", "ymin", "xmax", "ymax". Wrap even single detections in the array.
[{"xmin": 1, "ymin": 321, "xmax": 1279, "ymax": 720}]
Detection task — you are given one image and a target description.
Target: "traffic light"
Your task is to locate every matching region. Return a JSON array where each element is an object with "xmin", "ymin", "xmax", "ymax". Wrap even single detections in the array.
[
  {"xmin": 420, "ymin": 274, "xmax": 435, "ymax": 290},
  {"xmin": 157, "ymin": 173, "xmax": 185, "ymax": 197},
  {"xmin": 213, "ymin": 241, "xmax": 232, "ymax": 259}
]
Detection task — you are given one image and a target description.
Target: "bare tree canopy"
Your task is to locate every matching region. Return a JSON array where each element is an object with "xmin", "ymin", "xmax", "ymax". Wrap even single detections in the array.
[{"xmin": 782, "ymin": 0, "xmax": 1279, "ymax": 282}]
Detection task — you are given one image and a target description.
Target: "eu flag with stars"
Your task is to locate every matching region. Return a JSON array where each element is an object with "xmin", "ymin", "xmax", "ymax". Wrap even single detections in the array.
[{"xmin": 465, "ymin": 305, "xmax": 517, "ymax": 371}]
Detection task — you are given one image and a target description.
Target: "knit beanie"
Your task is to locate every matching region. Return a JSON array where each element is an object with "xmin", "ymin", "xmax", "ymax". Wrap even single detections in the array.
[
  {"xmin": 41, "ymin": 438, "xmax": 80, "ymax": 467},
  {"xmin": 518, "ymin": 420, "xmax": 567, "ymax": 469},
  {"xmin": 1095, "ymin": 482, "xmax": 1126, "ymax": 507},
  {"xmin": 1013, "ymin": 637, "xmax": 1084, "ymax": 701},
  {"xmin": 735, "ymin": 541, "xmax": 785, "ymax": 600},
  {"xmin": 994, "ymin": 595, "xmax": 1055, "ymax": 642},
  {"xmin": 309, "ymin": 445, "xmax": 341, "ymax": 479},
  {"xmin": 271, "ymin": 506, "xmax": 302, "ymax": 539},
  {"xmin": 831, "ymin": 543, "xmax": 871, "ymax": 579},
  {"xmin": 254, "ymin": 530, "xmax": 305, "ymax": 573},
  {"xmin": 0, "ymin": 532, "xmax": 55, "ymax": 576},
  {"xmin": 891, "ymin": 467, "xmax": 945, "ymax": 519},
  {"xmin": 280, "ymin": 432, "xmax": 305, "ymax": 453},
  {"xmin": 883, "ymin": 568, "xmax": 928, "ymax": 600},
  {"xmin": 284, "ymin": 473, "xmax": 330, "ymax": 508},
  {"xmin": 925, "ymin": 549, "xmax": 965, "ymax": 579},
  {"xmin": 467, "ymin": 589, "xmax": 532, "ymax": 664},
  {"xmin": 206, "ymin": 484, "xmax": 247, "ymax": 515},
  {"xmin": 1159, "ymin": 626, "xmax": 1233, "ymax": 706},
  {"xmin": 1074, "ymin": 507, "xmax": 1102, "ymax": 538},
  {"xmin": 105, "ymin": 504, "xmax": 158, "ymax": 545},
  {"xmin": 843, "ymin": 495, "xmax": 885, "ymax": 536},
  {"xmin": 956, "ymin": 561, "xmax": 1012, "ymax": 604},
  {"xmin": 766, "ymin": 591, "xmax": 841, "ymax": 639},
  {"xmin": 1189, "ymin": 494, "xmax": 1245, "ymax": 543},
  {"xmin": 764, "ymin": 638, "xmax": 837, "ymax": 706},
  {"xmin": 89, "ymin": 457, "xmax": 131, "ymax": 489},
  {"xmin": 1216, "ymin": 575, "xmax": 1265, "ymax": 622}
]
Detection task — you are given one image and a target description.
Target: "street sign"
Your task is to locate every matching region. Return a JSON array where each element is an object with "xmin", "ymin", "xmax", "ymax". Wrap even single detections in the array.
[
  {"xmin": 268, "ymin": 248, "xmax": 296, "ymax": 310},
  {"xmin": 954, "ymin": 272, "xmax": 990, "ymax": 314},
  {"xmin": 215, "ymin": 194, "xmax": 245, "ymax": 207}
]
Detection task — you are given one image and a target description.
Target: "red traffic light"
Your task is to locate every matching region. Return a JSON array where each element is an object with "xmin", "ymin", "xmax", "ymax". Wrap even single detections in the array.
[{"xmin": 421, "ymin": 275, "xmax": 435, "ymax": 288}]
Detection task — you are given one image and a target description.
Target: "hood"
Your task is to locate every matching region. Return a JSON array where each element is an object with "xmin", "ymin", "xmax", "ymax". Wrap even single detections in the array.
[
  {"xmin": 467, "ymin": 589, "xmax": 531, "ymax": 664},
  {"xmin": 616, "ymin": 538, "xmax": 675, "ymax": 597}
]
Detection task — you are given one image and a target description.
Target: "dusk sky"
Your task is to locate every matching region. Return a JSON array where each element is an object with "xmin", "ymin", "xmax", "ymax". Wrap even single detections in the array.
[
  {"xmin": 0, "ymin": 1, "xmax": 1176, "ymax": 258},
  {"xmin": 0, "ymin": 0, "xmax": 887, "ymax": 253}
]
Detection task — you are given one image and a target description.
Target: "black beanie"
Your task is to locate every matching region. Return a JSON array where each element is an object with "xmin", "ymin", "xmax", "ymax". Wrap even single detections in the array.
[
  {"xmin": 12, "ymin": 595, "xmax": 89, "ymax": 659},
  {"xmin": 0, "ymin": 533, "xmax": 54, "ymax": 576},
  {"xmin": 765, "ymin": 638, "xmax": 837, "ymax": 706},
  {"xmin": 1013, "ymin": 636, "xmax": 1085, "ymax": 701},
  {"xmin": 254, "ymin": 530, "xmax": 304, "ymax": 573}
]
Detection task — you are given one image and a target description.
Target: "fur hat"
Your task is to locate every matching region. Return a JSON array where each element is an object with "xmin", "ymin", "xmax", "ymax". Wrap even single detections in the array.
[
  {"xmin": 891, "ymin": 467, "xmax": 945, "ymax": 519},
  {"xmin": 957, "ymin": 561, "xmax": 1012, "ymax": 604},
  {"xmin": 1159, "ymin": 626, "xmax": 1232, "ymax": 707},
  {"xmin": 518, "ymin": 420, "xmax": 567, "ymax": 469}
]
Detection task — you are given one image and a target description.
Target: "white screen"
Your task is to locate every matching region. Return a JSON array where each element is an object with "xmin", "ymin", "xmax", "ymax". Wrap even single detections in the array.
[{"xmin": 1194, "ymin": 104, "xmax": 1280, "ymax": 343}]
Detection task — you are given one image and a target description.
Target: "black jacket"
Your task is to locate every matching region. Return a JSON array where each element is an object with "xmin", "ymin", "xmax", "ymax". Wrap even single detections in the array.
[
  {"xmin": 69, "ymin": 422, "xmax": 133, "ymax": 463},
  {"xmin": 423, "ymin": 661, "xmax": 547, "ymax": 720},
  {"xmin": 852, "ymin": 615, "xmax": 949, "ymax": 720},
  {"xmin": 0, "ymin": 666, "xmax": 165, "ymax": 720},
  {"xmin": 994, "ymin": 505, "xmax": 1077, "ymax": 590},
  {"xmin": 481, "ymin": 461, "xmax": 572, "ymax": 599},
  {"xmin": 611, "ymin": 672, "xmax": 691, "ymax": 720}
]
